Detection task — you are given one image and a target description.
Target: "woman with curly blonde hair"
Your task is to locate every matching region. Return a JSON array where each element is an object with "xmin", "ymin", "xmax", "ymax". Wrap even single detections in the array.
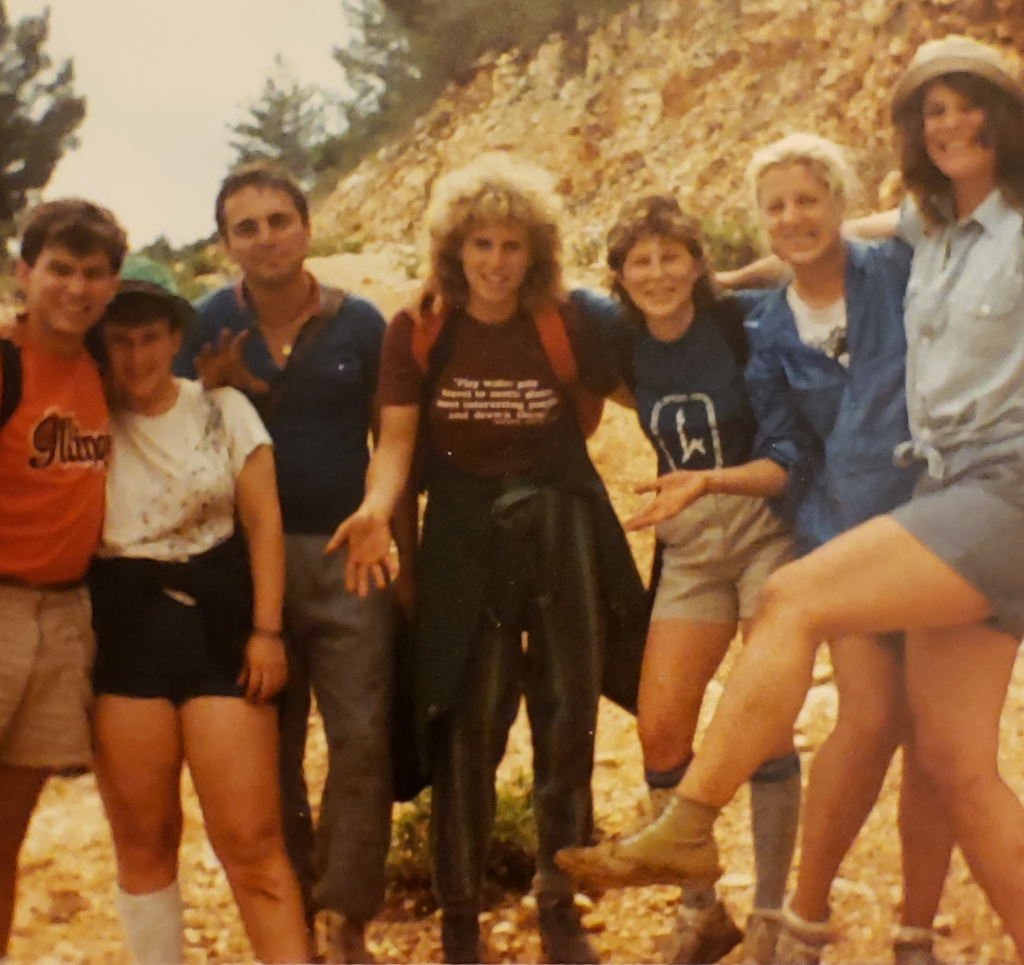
[{"xmin": 329, "ymin": 152, "xmax": 647, "ymax": 964}]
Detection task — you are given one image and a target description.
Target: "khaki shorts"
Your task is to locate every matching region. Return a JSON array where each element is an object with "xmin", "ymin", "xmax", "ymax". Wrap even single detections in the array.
[
  {"xmin": 652, "ymin": 493, "xmax": 793, "ymax": 624},
  {"xmin": 0, "ymin": 584, "xmax": 96, "ymax": 769}
]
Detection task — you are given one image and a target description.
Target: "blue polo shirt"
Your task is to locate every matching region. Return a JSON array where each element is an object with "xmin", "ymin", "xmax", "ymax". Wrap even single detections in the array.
[{"xmin": 174, "ymin": 283, "xmax": 386, "ymax": 535}]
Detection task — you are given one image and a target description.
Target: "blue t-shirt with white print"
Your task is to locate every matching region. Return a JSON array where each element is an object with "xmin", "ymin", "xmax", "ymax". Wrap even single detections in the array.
[{"xmin": 632, "ymin": 311, "xmax": 758, "ymax": 477}]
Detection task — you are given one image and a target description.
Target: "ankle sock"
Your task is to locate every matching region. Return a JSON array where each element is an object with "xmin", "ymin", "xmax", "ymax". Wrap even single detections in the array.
[
  {"xmin": 645, "ymin": 755, "xmax": 692, "ymax": 791},
  {"xmin": 115, "ymin": 880, "xmax": 183, "ymax": 965},
  {"xmin": 750, "ymin": 752, "xmax": 801, "ymax": 910}
]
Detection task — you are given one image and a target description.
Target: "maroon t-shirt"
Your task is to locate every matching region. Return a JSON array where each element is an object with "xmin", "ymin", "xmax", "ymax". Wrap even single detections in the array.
[{"xmin": 378, "ymin": 308, "xmax": 569, "ymax": 478}]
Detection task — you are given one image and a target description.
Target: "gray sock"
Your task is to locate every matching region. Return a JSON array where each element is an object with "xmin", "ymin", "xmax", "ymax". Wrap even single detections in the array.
[
  {"xmin": 114, "ymin": 880, "xmax": 184, "ymax": 965},
  {"xmin": 750, "ymin": 753, "xmax": 801, "ymax": 910}
]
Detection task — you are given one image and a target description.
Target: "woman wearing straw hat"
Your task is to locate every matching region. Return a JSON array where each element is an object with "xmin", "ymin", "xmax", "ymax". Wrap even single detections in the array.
[{"xmin": 556, "ymin": 34, "xmax": 1024, "ymax": 956}]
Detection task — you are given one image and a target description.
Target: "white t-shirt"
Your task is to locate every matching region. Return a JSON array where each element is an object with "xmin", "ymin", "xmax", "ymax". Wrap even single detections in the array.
[
  {"xmin": 786, "ymin": 287, "xmax": 849, "ymax": 367},
  {"xmin": 99, "ymin": 379, "xmax": 271, "ymax": 562}
]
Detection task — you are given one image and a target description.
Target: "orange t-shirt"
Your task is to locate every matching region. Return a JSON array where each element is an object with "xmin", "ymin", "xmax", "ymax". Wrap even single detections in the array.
[{"xmin": 0, "ymin": 332, "xmax": 110, "ymax": 584}]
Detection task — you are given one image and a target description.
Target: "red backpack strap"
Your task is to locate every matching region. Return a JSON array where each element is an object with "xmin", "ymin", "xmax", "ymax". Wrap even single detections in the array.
[
  {"xmin": 409, "ymin": 293, "xmax": 446, "ymax": 373},
  {"xmin": 532, "ymin": 304, "xmax": 579, "ymax": 384},
  {"xmin": 532, "ymin": 302, "xmax": 605, "ymax": 437}
]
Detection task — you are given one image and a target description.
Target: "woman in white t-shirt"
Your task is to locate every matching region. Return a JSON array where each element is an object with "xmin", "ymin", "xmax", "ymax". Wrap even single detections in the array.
[{"xmin": 88, "ymin": 265, "xmax": 309, "ymax": 964}]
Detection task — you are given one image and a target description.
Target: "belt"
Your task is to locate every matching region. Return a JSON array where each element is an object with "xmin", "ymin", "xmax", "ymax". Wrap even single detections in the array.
[{"xmin": 0, "ymin": 574, "xmax": 86, "ymax": 592}]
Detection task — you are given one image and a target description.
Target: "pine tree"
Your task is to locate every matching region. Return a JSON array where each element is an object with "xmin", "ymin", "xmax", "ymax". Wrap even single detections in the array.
[
  {"xmin": 0, "ymin": 2, "xmax": 86, "ymax": 244},
  {"xmin": 227, "ymin": 54, "xmax": 341, "ymax": 186}
]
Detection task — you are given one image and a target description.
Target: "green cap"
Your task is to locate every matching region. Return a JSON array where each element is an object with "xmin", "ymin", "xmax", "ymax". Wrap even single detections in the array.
[{"xmin": 109, "ymin": 255, "xmax": 195, "ymax": 329}]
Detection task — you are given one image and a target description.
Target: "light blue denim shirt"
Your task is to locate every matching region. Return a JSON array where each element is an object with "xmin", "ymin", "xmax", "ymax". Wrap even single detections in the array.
[{"xmin": 899, "ymin": 189, "xmax": 1024, "ymax": 478}]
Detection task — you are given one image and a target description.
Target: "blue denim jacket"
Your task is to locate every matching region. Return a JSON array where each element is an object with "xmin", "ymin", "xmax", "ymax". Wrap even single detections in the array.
[{"xmin": 745, "ymin": 239, "xmax": 920, "ymax": 553}]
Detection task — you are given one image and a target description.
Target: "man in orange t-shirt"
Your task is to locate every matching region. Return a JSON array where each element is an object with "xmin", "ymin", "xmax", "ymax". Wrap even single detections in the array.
[{"xmin": 0, "ymin": 200, "xmax": 125, "ymax": 959}]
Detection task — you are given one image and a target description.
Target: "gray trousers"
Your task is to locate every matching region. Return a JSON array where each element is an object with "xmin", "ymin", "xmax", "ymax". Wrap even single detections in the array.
[
  {"xmin": 279, "ymin": 535, "xmax": 394, "ymax": 921},
  {"xmin": 429, "ymin": 488, "xmax": 603, "ymax": 916}
]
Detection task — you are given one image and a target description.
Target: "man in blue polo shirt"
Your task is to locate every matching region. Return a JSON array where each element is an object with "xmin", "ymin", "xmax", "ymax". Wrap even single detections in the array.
[{"xmin": 176, "ymin": 162, "xmax": 410, "ymax": 964}]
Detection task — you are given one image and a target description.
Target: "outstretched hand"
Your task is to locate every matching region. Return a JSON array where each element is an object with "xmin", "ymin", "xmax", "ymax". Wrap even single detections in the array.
[
  {"xmin": 325, "ymin": 507, "xmax": 392, "ymax": 597},
  {"xmin": 625, "ymin": 471, "xmax": 709, "ymax": 530},
  {"xmin": 195, "ymin": 328, "xmax": 270, "ymax": 395}
]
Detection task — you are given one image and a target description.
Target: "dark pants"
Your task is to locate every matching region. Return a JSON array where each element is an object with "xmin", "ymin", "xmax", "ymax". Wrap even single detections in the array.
[
  {"xmin": 429, "ymin": 486, "xmax": 604, "ymax": 916},
  {"xmin": 278, "ymin": 535, "xmax": 394, "ymax": 922}
]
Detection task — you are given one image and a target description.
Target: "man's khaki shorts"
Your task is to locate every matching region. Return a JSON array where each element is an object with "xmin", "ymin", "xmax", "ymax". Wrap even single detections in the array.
[
  {"xmin": 652, "ymin": 493, "xmax": 793, "ymax": 625},
  {"xmin": 0, "ymin": 584, "xmax": 95, "ymax": 769}
]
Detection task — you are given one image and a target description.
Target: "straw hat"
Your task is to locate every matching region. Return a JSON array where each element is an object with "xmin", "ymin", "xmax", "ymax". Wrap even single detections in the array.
[{"xmin": 892, "ymin": 35, "xmax": 1024, "ymax": 116}]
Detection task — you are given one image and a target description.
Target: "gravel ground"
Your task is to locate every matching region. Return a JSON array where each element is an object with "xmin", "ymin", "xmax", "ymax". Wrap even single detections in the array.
[{"xmin": 8, "ymin": 390, "xmax": 1022, "ymax": 965}]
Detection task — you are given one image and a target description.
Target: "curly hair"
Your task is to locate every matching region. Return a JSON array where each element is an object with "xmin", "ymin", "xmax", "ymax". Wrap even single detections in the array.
[
  {"xmin": 424, "ymin": 153, "xmax": 563, "ymax": 311},
  {"xmin": 745, "ymin": 133, "xmax": 860, "ymax": 211},
  {"xmin": 605, "ymin": 194, "xmax": 718, "ymax": 328},
  {"xmin": 894, "ymin": 73, "xmax": 1024, "ymax": 227}
]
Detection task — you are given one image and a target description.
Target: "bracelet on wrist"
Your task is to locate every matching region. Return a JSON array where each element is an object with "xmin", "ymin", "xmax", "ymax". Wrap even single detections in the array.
[{"xmin": 252, "ymin": 626, "xmax": 283, "ymax": 640}]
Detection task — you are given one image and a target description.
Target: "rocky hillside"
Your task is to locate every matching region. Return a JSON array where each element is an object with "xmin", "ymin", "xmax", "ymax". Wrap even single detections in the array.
[{"xmin": 312, "ymin": 0, "xmax": 1022, "ymax": 272}]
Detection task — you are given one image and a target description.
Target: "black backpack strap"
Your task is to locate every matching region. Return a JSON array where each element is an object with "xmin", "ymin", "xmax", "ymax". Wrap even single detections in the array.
[
  {"xmin": 0, "ymin": 338, "xmax": 23, "ymax": 432},
  {"xmin": 712, "ymin": 296, "xmax": 751, "ymax": 369}
]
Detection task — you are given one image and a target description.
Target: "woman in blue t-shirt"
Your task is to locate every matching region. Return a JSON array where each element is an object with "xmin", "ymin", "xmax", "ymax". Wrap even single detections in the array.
[{"xmin": 605, "ymin": 194, "xmax": 799, "ymax": 964}]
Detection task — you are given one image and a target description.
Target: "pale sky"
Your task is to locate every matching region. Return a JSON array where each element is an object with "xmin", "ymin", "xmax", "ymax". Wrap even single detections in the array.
[{"xmin": 7, "ymin": 0, "xmax": 352, "ymax": 247}]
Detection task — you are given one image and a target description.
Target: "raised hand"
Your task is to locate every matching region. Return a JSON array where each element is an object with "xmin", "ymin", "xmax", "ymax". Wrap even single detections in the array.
[{"xmin": 195, "ymin": 328, "xmax": 270, "ymax": 395}]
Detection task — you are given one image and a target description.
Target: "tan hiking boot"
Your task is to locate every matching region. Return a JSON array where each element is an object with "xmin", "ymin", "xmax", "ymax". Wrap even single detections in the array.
[
  {"xmin": 647, "ymin": 787, "xmax": 675, "ymax": 821},
  {"xmin": 743, "ymin": 908, "xmax": 783, "ymax": 965},
  {"xmin": 664, "ymin": 899, "xmax": 742, "ymax": 964},
  {"xmin": 771, "ymin": 900, "xmax": 832, "ymax": 965},
  {"xmin": 555, "ymin": 796, "xmax": 721, "ymax": 889}
]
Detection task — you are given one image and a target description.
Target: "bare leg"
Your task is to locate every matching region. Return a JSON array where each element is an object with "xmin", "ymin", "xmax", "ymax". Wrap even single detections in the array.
[
  {"xmin": 637, "ymin": 618, "xmax": 736, "ymax": 772},
  {"xmin": 93, "ymin": 696, "xmax": 184, "ymax": 894},
  {"xmin": 182, "ymin": 696, "xmax": 309, "ymax": 964},
  {"xmin": 679, "ymin": 516, "xmax": 990, "ymax": 808},
  {"xmin": 554, "ymin": 517, "xmax": 989, "ymax": 892},
  {"xmin": 898, "ymin": 732, "xmax": 954, "ymax": 930},
  {"xmin": 0, "ymin": 765, "xmax": 47, "ymax": 955},
  {"xmin": 906, "ymin": 626, "xmax": 1024, "ymax": 951},
  {"xmin": 789, "ymin": 635, "xmax": 902, "ymax": 923}
]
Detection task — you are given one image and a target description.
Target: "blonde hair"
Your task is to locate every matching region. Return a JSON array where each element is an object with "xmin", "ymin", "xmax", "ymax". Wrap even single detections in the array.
[
  {"xmin": 746, "ymin": 133, "xmax": 860, "ymax": 211},
  {"xmin": 424, "ymin": 152, "xmax": 564, "ymax": 310}
]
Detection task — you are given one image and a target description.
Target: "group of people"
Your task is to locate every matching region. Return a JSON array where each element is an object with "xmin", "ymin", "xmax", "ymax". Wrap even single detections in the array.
[{"xmin": 1, "ymin": 28, "xmax": 1023, "ymax": 965}]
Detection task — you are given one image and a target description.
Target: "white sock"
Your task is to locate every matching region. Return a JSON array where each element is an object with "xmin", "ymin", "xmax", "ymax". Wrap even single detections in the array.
[{"xmin": 114, "ymin": 880, "xmax": 184, "ymax": 965}]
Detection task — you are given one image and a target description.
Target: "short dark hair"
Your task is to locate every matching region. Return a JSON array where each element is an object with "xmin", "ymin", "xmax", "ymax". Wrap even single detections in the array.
[
  {"xmin": 19, "ymin": 199, "xmax": 128, "ymax": 270},
  {"xmin": 606, "ymin": 194, "xmax": 720, "ymax": 327},
  {"xmin": 895, "ymin": 72, "xmax": 1024, "ymax": 226},
  {"xmin": 214, "ymin": 161, "xmax": 309, "ymax": 234}
]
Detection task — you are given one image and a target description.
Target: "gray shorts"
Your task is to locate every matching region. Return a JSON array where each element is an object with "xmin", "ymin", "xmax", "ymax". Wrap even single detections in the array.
[
  {"xmin": 652, "ymin": 493, "xmax": 793, "ymax": 624},
  {"xmin": 892, "ymin": 460, "xmax": 1024, "ymax": 641},
  {"xmin": 0, "ymin": 584, "xmax": 95, "ymax": 769}
]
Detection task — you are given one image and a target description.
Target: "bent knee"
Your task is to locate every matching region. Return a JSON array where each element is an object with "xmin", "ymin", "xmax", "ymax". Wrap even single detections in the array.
[{"xmin": 753, "ymin": 567, "xmax": 820, "ymax": 637}]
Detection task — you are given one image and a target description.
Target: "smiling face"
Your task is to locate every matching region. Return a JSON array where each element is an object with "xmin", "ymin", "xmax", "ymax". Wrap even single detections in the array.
[
  {"xmin": 102, "ymin": 317, "xmax": 182, "ymax": 416},
  {"xmin": 922, "ymin": 81, "xmax": 997, "ymax": 192},
  {"xmin": 222, "ymin": 185, "xmax": 310, "ymax": 289},
  {"xmin": 618, "ymin": 232, "xmax": 702, "ymax": 333},
  {"xmin": 459, "ymin": 219, "xmax": 531, "ymax": 321},
  {"xmin": 757, "ymin": 162, "xmax": 845, "ymax": 269},
  {"xmin": 16, "ymin": 246, "xmax": 120, "ymax": 354}
]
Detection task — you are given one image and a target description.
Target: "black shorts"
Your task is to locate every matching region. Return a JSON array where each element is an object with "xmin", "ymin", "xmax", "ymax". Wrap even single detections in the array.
[{"xmin": 92, "ymin": 587, "xmax": 246, "ymax": 706}]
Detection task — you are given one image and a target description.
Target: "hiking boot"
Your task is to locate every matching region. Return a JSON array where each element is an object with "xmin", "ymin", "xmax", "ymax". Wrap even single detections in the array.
[
  {"xmin": 771, "ymin": 901, "xmax": 832, "ymax": 965},
  {"xmin": 441, "ymin": 912, "xmax": 482, "ymax": 965},
  {"xmin": 664, "ymin": 899, "xmax": 741, "ymax": 964},
  {"xmin": 647, "ymin": 788, "xmax": 675, "ymax": 821},
  {"xmin": 318, "ymin": 911, "xmax": 375, "ymax": 964},
  {"xmin": 743, "ymin": 908, "xmax": 784, "ymax": 965},
  {"xmin": 892, "ymin": 926, "xmax": 943, "ymax": 965},
  {"xmin": 538, "ymin": 896, "xmax": 598, "ymax": 964},
  {"xmin": 555, "ymin": 796, "xmax": 721, "ymax": 889}
]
